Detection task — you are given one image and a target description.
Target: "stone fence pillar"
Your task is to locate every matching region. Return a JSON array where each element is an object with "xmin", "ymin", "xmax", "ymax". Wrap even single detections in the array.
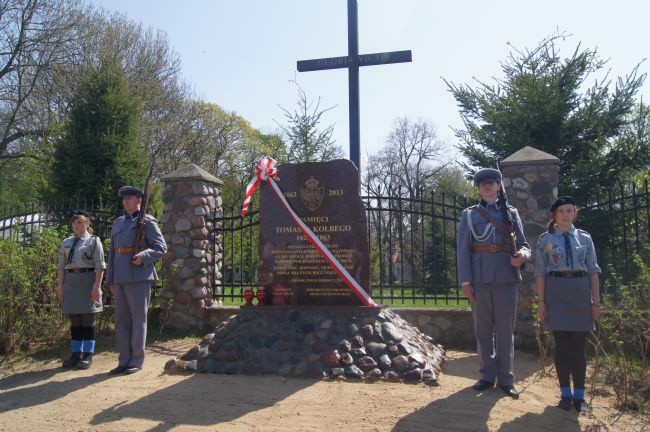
[
  {"xmin": 159, "ymin": 164, "xmax": 224, "ymax": 330},
  {"xmin": 500, "ymin": 146, "xmax": 559, "ymax": 347}
]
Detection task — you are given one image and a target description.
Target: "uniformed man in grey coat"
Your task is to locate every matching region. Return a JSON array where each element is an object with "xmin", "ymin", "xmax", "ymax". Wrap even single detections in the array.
[
  {"xmin": 107, "ymin": 186, "xmax": 167, "ymax": 375},
  {"xmin": 456, "ymin": 168, "xmax": 531, "ymax": 398}
]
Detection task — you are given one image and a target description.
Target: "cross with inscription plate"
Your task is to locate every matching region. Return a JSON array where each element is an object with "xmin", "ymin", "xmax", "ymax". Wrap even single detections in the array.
[{"xmin": 297, "ymin": 0, "xmax": 412, "ymax": 171}]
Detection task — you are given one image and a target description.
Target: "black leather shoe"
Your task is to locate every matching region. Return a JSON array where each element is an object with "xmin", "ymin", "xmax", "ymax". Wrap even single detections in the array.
[
  {"xmin": 123, "ymin": 366, "xmax": 141, "ymax": 375},
  {"xmin": 573, "ymin": 399, "xmax": 592, "ymax": 413},
  {"xmin": 499, "ymin": 385, "xmax": 520, "ymax": 399},
  {"xmin": 557, "ymin": 396, "xmax": 572, "ymax": 410},
  {"xmin": 472, "ymin": 380, "xmax": 495, "ymax": 391},
  {"xmin": 109, "ymin": 365, "xmax": 128, "ymax": 375},
  {"xmin": 62, "ymin": 352, "xmax": 82, "ymax": 368},
  {"xmin": 77, "ymin": 353, "xmax": 93, "ymax": 370}
]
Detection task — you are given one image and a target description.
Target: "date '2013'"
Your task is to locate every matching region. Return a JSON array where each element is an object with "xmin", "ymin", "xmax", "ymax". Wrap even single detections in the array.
[{"xmin": 328, "ymin": 189, "xmax": 344, "ymax": 196}]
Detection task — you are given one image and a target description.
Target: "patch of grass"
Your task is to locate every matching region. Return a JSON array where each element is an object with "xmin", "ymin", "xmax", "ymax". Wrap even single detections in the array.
[
  {"xmin": 380, "ymin": 298, "xmax": 470, "ymax": 309},
  {"xmin": 216, "ymin": 289, "xmax": 470, "ymax": 309}
]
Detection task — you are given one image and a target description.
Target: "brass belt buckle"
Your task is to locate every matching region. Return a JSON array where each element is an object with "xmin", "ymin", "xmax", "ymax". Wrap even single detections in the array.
[
  {"xmin": 490, "ymin": 244, "xmax": 497, "ymax": 253},
  {"xmin": 563, "ymin": 271, "xmax": 572, "ymax": 278}
]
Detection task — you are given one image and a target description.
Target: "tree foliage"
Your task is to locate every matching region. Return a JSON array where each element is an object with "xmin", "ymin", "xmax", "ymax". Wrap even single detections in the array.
[
  {"xmin": 445, "ymin": 33, "xmax": 648, "ymax": 201},
  {"xmin": 276, "ymin": 81, "xmax": 342, "ymax": 163},
  {"xmin": 0, "ymin": 3, "xmax": 189, "ymax": 206},
  {"xmin": 49, "ymin": 63, "xmax": 145, "ymax": 206}
]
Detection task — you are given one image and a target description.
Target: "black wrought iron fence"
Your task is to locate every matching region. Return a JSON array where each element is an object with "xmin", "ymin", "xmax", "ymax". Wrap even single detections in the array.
[
  {"xmin": 364, "ymin": 190, "xmax": 471, "ymax": 305},
  {"xmin": 212, "ymin": 201, "xmax": 260, "ymax": 303},
  {"xmin": 6, "ymin": 179, "xmax": 645, "ymax": 308},
  {"xmin": 213, "ymin": 191, "xmax": 471, "ymax": 306},
  {"xmin": 578, "ymin": 180, "xmax": 650, "ymax": 296},
  {"xmin": 0, "ymin": 200, "xmax": 120, "ymax": 246}
]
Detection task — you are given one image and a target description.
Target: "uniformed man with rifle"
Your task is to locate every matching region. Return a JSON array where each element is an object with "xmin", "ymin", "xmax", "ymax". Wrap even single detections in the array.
[
  {"xmin": 456, "ymin": 167, "xmax": 531, "ymax": 398},
  {"xmin": 106, "ymin": 162, "xmax": 167, "ymax": 375}
]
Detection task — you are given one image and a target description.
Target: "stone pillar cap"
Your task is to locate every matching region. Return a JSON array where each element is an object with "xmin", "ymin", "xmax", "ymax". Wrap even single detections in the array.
[
  {"xmin": 161, "ymin": 164, "xmax": 223, "ymax": 184},
  {"xmin": 500, "ymin": 146, "xmax": 559, "ymax": 167}
]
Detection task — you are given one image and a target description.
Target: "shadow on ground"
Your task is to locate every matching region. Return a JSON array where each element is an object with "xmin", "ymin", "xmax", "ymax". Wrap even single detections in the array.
[
  {"xmin": 88, "ymin": 373, "xmax": 313, "ymax": 432},
  {"xmin": 391, "ymin": 350, "xmax": 577, "ymax": 432},
  {"xmin": 0, "ymin": 368, "xmax": 112, "ymax": 413}
]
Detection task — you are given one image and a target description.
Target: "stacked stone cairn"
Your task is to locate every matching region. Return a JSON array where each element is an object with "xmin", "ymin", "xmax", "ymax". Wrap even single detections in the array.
[{"xmin": 166, "ymin": 307, "xmax": 445, "ymax": 384}]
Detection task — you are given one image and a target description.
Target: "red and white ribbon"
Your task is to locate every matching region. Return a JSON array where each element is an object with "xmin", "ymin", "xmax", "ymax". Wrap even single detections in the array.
[
  {"xmin": 241, "ymin": 157, "xmax": 279, "ymax": 217},
  {"xmin": 241, "ymin": 157, "xmax": 376, "ymax": 307}
]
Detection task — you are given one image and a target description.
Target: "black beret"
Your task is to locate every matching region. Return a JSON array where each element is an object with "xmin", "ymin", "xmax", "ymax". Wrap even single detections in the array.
[
  {"xmin": 118, "ymin": 186, "xmax": 144, "ymax": 197},
  {"xmin": 473, "ymin": 168, "xmax": 502, "ymax": 186},
  {"xmin": 70, "ymin": 209, "xmax": 90, "ymax": 218},
  {"xmin": 550, "ymin": 196, "xmax": 576, "ymax": 212}
]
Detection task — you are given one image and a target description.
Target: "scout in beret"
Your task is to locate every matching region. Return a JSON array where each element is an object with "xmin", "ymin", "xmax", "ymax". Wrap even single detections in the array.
[
  {"xmin": 550, "ymin": 195, "xmax": 576, "ymax": 212},
  {"xmin": 57, "ymin": 209, "xmax": 105, "ymax": 369},
  {"xmin": 534, "ymin": 196, "xmax": 601, "ymax": 413},
  {"xmin": 106, "ymin": 185, "xmax": 167, "ymax": 375},
  {"xmin": 456, "ymin": 167, "xmax": 531, "ymax": 399}
]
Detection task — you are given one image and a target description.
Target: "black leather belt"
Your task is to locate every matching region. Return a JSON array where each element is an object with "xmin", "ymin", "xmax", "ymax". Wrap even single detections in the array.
[
  {"xmin": 66, "ymin": 268, "xmax": 95, "ymax": 273},
  {"xmin": 548, "ymin": 271, "xmax": 586, "ymax": 278}
]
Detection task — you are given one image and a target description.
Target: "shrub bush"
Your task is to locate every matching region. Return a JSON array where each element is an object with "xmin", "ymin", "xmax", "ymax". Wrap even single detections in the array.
[
  {"xmin": 593, "ymin": 255, "xmax": 650, "ymax": 412},
  {"xmin": 0, "ymin": 227, "xmax": 67, "ymax": 354}
]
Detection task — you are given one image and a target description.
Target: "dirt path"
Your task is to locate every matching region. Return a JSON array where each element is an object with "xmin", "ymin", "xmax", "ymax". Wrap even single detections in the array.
[{"xmin": 0, "ymin": 339, "xmax": 646, "ymax": 432}]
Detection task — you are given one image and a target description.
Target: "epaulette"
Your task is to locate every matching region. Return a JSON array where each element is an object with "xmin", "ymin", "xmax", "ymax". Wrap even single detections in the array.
[{"xmin": 577, "ymin": 229, "xmax": 591, "ymax": 237}]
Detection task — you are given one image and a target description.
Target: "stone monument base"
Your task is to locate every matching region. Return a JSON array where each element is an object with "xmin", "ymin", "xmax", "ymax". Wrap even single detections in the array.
[{"xmin": 165, "ymin": 306, "xmax": 445, "ymax": 384}]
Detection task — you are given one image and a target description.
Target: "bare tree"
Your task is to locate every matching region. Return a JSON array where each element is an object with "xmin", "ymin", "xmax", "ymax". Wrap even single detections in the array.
[
  {"xmin": 0, "ymin": 0, "xmax": 87, "ymax": 160},
  {"xmin": 364, "ymin": 117, "xmax": 447, "ymax": 198},
  {"xmin": 363, "ymin": 117, "xmax": 452, "ymax": 288}
]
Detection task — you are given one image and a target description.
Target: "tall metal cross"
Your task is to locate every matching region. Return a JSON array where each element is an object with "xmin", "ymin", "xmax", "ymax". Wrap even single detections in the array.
[{"xmin": 297, "ymin": 0, "xmax": 412, "ymax": 171}]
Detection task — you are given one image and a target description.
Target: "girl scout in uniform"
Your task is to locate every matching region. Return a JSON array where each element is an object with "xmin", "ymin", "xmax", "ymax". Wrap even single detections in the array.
[
  {"xmin": 534, "ymin": 196, "xmax": 601, "ymax": 413},
  {"xmin": 57, "ymin": 210, "xmax": 106, "ymax": 369}
]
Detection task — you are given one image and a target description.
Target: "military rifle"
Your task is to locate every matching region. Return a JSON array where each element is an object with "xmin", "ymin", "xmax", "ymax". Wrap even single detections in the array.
[
  {"xmin": 134, "ymin": 153, "xmax": 157, "ymax": 257},
  {"xmin": 496, "ymin": 163, "xmax": 519, "ymax": 257}
]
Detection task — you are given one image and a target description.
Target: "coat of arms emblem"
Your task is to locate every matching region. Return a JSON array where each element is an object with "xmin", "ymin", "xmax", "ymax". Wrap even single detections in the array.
[{"xmin": 301, "ymin": 176, "xmax": 324, "ymax": 212}]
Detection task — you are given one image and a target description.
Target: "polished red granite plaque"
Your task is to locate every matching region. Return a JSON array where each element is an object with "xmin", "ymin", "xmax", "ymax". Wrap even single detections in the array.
[{"xmin": 258, "ymin": 160, "xmax": 370, "ymax": 306}]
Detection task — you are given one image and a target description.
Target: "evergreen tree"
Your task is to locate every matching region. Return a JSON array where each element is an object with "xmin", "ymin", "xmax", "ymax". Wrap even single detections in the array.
[
  {"xmin": 276, "ymin": 81, "xmax": 343, "ymax": 163},
  {"xmin": 49, "ymin": 63, "xmax": 145, "ymax": 207},
  {"xmin": 445, "ymin": 33, "xmax": 648, "ymax": 201}
]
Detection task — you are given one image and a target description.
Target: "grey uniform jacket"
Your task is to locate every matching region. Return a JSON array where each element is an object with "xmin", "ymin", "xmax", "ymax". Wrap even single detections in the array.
[
  {"xmin": 534, "ymin": 225, "xmax": 601, "ymax": 276},
  {"xmin": 106, "ymin": 213, "xmax": 167, "ymax": 284},
  {"xmin": 58, "ymin": 234, "xmax": 106, "ymax": 270},
  {"xmin": 456, "ymin": 202, "xmax": 531, "ymax": 285}
]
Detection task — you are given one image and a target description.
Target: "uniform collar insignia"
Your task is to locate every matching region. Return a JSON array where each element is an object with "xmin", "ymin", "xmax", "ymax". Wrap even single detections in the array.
[
  {"xmin": 479, "ymin": 199, "xmax": 500, "ymax": 209},
  {"xmin": 124, "ymin": 210, "xmax": 140, "ymax": 220},
  {"xmin": 555, "ymin": 224, "xmax": 577, "ymax": 236}
]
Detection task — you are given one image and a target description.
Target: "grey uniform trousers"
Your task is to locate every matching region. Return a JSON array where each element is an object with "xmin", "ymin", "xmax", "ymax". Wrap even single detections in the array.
[
  {"xmin": 114, "ymin": 282, "xmax": 151, "ymax": 368},
  {"xmin": 471, "ymin": 282, "xmax": 518, "ymax": 386}
]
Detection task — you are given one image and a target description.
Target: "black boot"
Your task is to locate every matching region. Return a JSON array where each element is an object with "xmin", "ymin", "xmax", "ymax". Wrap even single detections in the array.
[
  {"xmin": 77, "ymin": 353, "xmax": 93, "ymax": 369},
  {"xmin": 62, "ymin": 352, "xmax": 82, "ymax": 368}
]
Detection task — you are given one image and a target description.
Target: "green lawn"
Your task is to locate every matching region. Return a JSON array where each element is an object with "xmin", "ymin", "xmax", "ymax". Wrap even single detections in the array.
[{"xmin": 217, "ymin": 288, "xmax": 470, "ymax": 309}]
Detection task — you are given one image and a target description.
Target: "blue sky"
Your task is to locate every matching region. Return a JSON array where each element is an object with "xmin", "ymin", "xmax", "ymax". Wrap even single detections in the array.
[{"xmin": 94, "ymin": 0, "xmax": 649, "ymax": 168}]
